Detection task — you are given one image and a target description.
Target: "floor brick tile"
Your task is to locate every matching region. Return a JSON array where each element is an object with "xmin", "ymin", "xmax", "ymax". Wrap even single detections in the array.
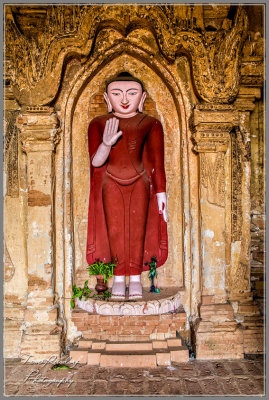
[
  {"xmin": 52, "ymin": 384, "xmax": 75, "ymax": 396},
  {"xmin": 5, "ymin": 364, "xmax": 38, "ymax": 382},
  {"xmin": 184, "ymin": 378, "xmax": 203, "ymax": 395},
  {"xmin": 4, "ymin": 365, "xmax": 14, "ymax": 379},
  {"xmin": 218, "ymin": 377, "xmax": 241, "ymax": 395},
  {"xmin": 16, "ymin": 383, "xmax": 39, "ymax": 395},
  {"xmin": 210, "ymin": 361, "xmax": 232, "ymax": 376},
  {"xmin": 144, "ymin": 378, "xmax": 168, "ymax": 395},
  {"xmin": 254, "ymin": 359, "xmax": 264, "ymax": 375},
  {"xmin": 110, "ymin": 369, "xmax": 144, "ymax": 380},
  {"xmin": 108, "ymin": 379, "xmax": 131, "ymax": 395},
  {"xmin": 199, "ymin": 377, "xmax": 224, "ymax": 395},
  {"xmin": 252, "ymin": 377, "xmax": 265, "ymax": 393},
  {"xmin": 235, "ymin": 377, "xmax": 262, "ymax": 395},
  {"xmin": 92, "ymin": 379, "xmax": 108, "ymax": 395},
  {"xmin": 143, "ymin": 369, "xmax": 164, "ymax": 379},
  {"xmin": 74, "ymin": 365, "xmax": 97, "ymax": 380},
  {"xmin": 166, "ymin": 378, "xmax": 186, "ymax": 395},
  {"xmin": 4, "ymin": 383, "xmax": 20, "ymax": 396},
  {"xmin": 228, "ymin": 361, "xmax": 247, "ymax": 375},
  {"xmin": 174, "ymin": 362, "xmax": 199, "ymax": 378},
  {"xmin": 126, "ymin": 380, "xmax": 146, "ymax": 395},
  {"xmin": 194, "ymin": 361, "xmax": 214, "ymax": 376},
  {"xmin": 68, "ymin": 381, "xmax": 94, "ymax": 395},
  {"xmin": 242, "ymin": 360, "xmax": 264, "ymax": 376}
]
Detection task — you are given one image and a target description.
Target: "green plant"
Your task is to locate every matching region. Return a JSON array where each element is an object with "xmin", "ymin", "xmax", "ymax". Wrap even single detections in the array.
[
  {"xmin": 51, "ymin": 364, "xmax": 71, "ymax": 370},
  {"xmin": 70, "ymin": 283, "xmax": 112, "ymax": 308},
  {"xmin": 87, "ymin": 258, "xmax": 117, "ymax": 283},
  {"xmin": 70, "ymin": 258, "xmax": 116, "ymax": 309},
  {"xmin": 70, "ymin": 280, "xmax": 93, "ymax": 309},
  {"xmin": 93, "ymin": 290, "xmax": 112, "ymax": 301}
]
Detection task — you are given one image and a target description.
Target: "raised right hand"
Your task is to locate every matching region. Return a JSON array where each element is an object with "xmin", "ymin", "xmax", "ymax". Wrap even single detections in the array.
[{"xmin": 103, "ymin": 117, "xmax": 122, "ymax": 147}]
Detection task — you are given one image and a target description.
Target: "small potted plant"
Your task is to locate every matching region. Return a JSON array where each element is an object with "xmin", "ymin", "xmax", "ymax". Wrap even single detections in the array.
[{"xmin": 87, "ymin": 258, "xmax": 117, "ymax": 294}]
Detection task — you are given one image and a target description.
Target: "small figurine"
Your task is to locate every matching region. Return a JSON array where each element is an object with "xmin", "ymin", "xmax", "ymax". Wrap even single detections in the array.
[{"xmin": 146, "ymin": 256, "xmax": 160, "ymax": 293}]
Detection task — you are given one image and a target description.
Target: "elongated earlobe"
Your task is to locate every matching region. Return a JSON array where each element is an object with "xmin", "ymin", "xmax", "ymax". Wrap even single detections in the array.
[
  {"xmin": 138, "ymin": 92, "xmax": 147, "ymax": 112},
  {"xmin": 103, "ymin": 92, "xmax": 113, "ymax": 113}
]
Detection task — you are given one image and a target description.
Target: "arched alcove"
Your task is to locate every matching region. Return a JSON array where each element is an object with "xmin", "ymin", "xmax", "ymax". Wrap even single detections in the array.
[
  {"xmin": 53, "ymin": 43, "xmax": 199, "ymax": 340},
  {"xmin": 71, "ymin": 54, "xmax": 183, "ymax": 290}
]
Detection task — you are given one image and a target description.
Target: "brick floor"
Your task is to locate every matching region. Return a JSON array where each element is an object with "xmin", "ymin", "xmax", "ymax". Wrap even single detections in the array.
[
  {"xmin": 218, "ymin": 376, "xmax": 241, "ymax": 395},
  {"xmin": 4, "ymin": 357, "xmax": 264, "ymax": 396}
]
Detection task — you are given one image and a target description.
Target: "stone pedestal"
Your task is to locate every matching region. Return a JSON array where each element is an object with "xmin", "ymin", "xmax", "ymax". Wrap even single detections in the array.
[
  {"xmin": 192, "ymin": 105, "xmax": 244, "ymax": 359},
  {"xmin": 196, "ymin": 296, "xmax": 244, "ymax": 359},
  {"xmin": 17, "ymin": 107, "xmax": 62, "ymax": 360},
  {"xmin": 229, "ymin": 292, "xmax": 264, "ymax": 355}
]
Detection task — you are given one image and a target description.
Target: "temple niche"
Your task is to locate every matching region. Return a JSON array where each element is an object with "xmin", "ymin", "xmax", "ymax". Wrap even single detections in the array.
[
  {"xmin": 4, "ymin": 5, "xmax": 264, "ymax": 365},
  {"xmin": 70, "ymin": 56, "xmax": 184, "ymax": 291}
]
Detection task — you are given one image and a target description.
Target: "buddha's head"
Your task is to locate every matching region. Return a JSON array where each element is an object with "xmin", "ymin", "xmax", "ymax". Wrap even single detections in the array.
[{"xmin": 104, "ymin": 72, "xmax": 147, "ymax": 118}]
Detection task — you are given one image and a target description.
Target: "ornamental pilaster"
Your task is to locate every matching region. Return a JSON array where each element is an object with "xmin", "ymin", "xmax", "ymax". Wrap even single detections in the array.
[
  {"xmin": 192, "ymin": 104, "xmax": 238, "ymax": 302},
  {"xmin": 228, "ymin": 88, "xmax": 262, "ymax": 304},
  {"xmin": 16, "ymin": 106, "xmax": 62, "ymax": 360},
  {"xmin": 192, "ymin": 104, "xmax": 244, "ymax": 360}
]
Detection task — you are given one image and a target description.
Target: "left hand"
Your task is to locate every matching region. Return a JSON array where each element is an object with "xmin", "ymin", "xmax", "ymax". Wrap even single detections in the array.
[{"xmin": 156, "ymin": 192, "xmax": 168, "ymax": 223}]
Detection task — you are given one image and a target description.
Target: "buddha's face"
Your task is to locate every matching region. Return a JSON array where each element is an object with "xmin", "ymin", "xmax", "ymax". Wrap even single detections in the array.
[{"xmin": 104, "ymin": 81, "xmax": 146, "ymax": 117}]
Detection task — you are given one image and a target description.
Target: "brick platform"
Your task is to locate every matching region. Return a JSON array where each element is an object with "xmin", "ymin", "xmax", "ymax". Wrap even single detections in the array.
[
  {"xmin": 71, "ymin": 308, "xmax": 189, "ymax": 367},
  {"xmin": 70, "ymin": 338, "xmax": 189, "ymax": 367},
  {"xmin": 71, "ymin": 308, "xmax": 188, "ymax": 341}
]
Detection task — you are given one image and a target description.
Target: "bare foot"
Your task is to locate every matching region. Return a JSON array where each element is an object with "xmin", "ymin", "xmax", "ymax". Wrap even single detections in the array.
[
  {"xmin": 129, "ymin": 276, "xmax": 143, "ymax": 299},
  {"xmin": 111, "ymin": 276, "xmax": 126, "ymax": 300}
]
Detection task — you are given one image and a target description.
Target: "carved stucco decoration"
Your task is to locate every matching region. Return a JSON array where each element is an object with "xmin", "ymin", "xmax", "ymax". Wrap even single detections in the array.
[
  {"xmin": 231, "ymin": 120, "xmax": 251, "ymax": 242},
  {"xmin": 16, "ymin": 106, "xmax": 61, "ymax": 153},
  {"xmin": 76, "ymin": 292, "xmax": 182, "ymax": 316},
  {"xmin": 229, "ymin": 261, "xmax": 250, "ymax": 292},
  {"xmin": 241, "ymin": 30, "xmax": 264, "ymax": 87},
  {"xmin": 4, "ymin": 243, "xmax": 15, "ymax": 282},
  {"xmin": 200, "ymin": 153, "xmax": 225, "ymax": 208},
  {"xmin": 231, "ymin": 132, "xmax": 243, "ymax": 242},
  {"xmin": 192, "ymin": 123, "xmax": 233, "ymax": 153},
  {"xmin": 191, "ymin": 104, "xmax": 237, "ymax": 153},
  {"xmin": 5, "ymin": 4, "xmax": 248, "ymax": 105},
  {"xmin": 5, "ymin": 111, "xmax": 19, "ymax": 197}
]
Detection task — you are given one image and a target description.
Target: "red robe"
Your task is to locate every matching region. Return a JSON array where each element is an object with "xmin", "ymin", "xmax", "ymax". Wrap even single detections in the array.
[{"xmin": 86, "ymin": 113, "xmax": 168, "ymax": 274}]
